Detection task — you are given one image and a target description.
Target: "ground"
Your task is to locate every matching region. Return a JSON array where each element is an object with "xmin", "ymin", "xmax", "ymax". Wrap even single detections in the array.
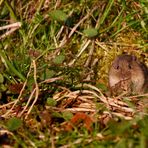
[{"xmin": 0, "ymin": 0, "xmax": 148, "ymax": 147}]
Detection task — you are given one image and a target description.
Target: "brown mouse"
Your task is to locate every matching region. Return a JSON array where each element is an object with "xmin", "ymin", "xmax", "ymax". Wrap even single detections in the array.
[{"xmin": 108, "ymin": 54, "xmax": 148, "ymax": 95}]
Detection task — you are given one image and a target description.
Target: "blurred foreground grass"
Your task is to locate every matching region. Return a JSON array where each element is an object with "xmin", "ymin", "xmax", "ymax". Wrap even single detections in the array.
[{"xmin": 0, "ymin": 0, "xmax": 148, "ymax": 147}]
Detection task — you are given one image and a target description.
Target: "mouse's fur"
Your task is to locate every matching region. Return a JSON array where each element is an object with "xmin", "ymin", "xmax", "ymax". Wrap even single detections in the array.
[{"xmin": 108, "ymin": 55, "xmax": 148, "ymax": 95}]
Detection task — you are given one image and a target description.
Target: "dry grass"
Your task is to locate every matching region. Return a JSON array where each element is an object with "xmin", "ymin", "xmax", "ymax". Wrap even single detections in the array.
[{"xmin": 0, "ymin": 0, "xmax": 148, "ymax": 147}]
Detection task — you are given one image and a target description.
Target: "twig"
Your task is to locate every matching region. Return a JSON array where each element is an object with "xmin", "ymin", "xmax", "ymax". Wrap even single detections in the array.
[
  {"xmin": 68, "ymin": 6, "xmax": 98, "ymax": 38},
  {"xmin": 68, "ymin": 39, "xmax": 91, "ymax": 66},
  {"xmin": 18, "ymin": 88, "xmax": 36, "ymax": 117},
  {"xmin": 0, "ymin": 22, "xmax": 21, "ymax": 31},
  {"xmin": 40, "ymin": 76, "xmax": 63, "ymax": 84},
  {"xmin": 64, "ymin": 107, "xmax": 96, "ymax": 113},
  {"xmin": 111, "ymin": 112, "xmax": 133, "ymax": 120},
  {"xmin": 128, "ymin": 93, "xmax": 148, "ymax": 99},
  {"xmin": 0, "ymin": 100, "xmax": 16, "ymax": 109},
  {"xmin": 84, "ymin": 40, "xmax": 95, "ymax": 67},
  {"xmin": 0, "ymin": 22, "xmax": 21, "ymax": 40},
  {"xmin": 25, "ymin": 60, "xmax": 39, "ymax": 119},
  {"xmin": 1, "ymin": 64, "xmax": 32, "ymax": 118}
]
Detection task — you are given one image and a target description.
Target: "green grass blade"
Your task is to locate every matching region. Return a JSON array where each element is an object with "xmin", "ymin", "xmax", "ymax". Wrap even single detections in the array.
[
  {"xmin": 0, "ymin": 49, "xmax": 26, "ymax": 81},
  {"xmin": 98, "ymin": 0, "xmax": 114, "ymax": 28},
  {"xmin": 4, "ymin": 0, "xmax": 17, "ymax": 21}
]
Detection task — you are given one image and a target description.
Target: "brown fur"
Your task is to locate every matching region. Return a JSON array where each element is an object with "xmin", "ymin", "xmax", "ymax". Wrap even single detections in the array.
[{"xmin": 108, "ymin": 55, "xmax": 148, "ymax": 95}]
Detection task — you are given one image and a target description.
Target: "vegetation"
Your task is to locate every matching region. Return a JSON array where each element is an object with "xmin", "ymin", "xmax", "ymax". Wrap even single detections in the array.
[{"xmin": 0, "ymin": 0, "xmax": 148, "ymax": 147}]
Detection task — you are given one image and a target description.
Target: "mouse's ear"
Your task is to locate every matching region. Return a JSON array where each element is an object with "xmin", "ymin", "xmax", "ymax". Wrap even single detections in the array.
[
  {"xmin": 112, "ymin": 58, "xmax": 119, "ymax": 69},
  {"xmin": 131, "ymin": 55, "xmax": 137, "ymax": 61}
]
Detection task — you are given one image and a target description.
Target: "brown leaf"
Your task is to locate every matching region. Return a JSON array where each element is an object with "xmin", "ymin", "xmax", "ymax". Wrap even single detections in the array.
[
  {"xmin": 64, "ymin": 112, "xmax": 93, "ymax": 132},
  {"xmin": 28, "ymin": 49, "xmax": 41, "ymax": 58},
  {"xmin": 8, "ymin": 83, "xmax": 24, "ymax": 94}
]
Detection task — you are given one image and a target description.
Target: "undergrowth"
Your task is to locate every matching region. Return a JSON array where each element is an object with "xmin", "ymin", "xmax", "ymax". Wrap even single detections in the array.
[{"xmin": 0, "ymin": 0, "xmax": 148, "ymax": 147}]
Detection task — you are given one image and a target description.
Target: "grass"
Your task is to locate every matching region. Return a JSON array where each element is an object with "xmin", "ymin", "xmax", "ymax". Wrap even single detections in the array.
[{"xmin": 0, "ymin": 0, "xmax": 148, "ymax": 147}]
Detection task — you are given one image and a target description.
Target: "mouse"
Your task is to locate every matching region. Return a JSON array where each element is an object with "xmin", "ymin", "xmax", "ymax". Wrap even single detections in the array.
[{"xmin": 108, "ymin": 54, "xmax": 148, "ymax": 95}]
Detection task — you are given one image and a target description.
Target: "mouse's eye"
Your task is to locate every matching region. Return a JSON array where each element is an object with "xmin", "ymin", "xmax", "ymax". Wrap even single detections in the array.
[
  {"xmin": 116, "ymin": 66, "xmax": 119, "ymax": 70},
  {"xmin": 128, "ymin": 64, "xmax": 132, "ymax": 69},
  {"xmin": 113, "ymin": 63, "xmax": 119, "ymax": 70}
]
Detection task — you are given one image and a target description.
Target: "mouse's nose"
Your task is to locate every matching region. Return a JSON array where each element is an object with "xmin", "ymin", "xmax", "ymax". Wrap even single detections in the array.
[{"xmin": 120, "ymin": 69, "xmax": 131, "ymax": 81}]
